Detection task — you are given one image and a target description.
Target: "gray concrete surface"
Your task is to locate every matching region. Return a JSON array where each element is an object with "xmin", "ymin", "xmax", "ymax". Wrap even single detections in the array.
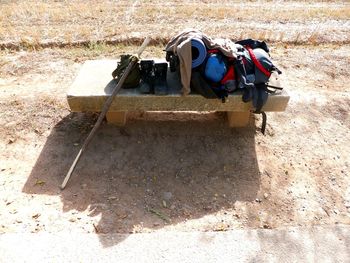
[
  {"xmin": 67, "ymin": 60, "xmax": 289, "ymax": 112},
  {"xmin": 1, "ymin": 225, "xmax": 349, "ymax": 263}
]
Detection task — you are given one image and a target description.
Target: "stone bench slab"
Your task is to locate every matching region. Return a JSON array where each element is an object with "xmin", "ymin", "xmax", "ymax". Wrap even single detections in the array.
[{"xmin": 67, "ymin": 60, "xmax": 290, "ymax": 126}]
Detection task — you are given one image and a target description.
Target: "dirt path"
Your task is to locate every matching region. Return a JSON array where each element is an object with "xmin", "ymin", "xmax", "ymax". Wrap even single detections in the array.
[{"xmin": 0, "ymin": 44, "xmax": 349, "ymax": 247}]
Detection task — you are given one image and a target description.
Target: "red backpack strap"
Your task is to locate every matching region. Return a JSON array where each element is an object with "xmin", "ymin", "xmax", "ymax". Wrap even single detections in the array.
[
  {"xmin": 207, "ymin": 49, "xmax": 220, "ymax": 54},
  {"xmin": 220, "ymin": 65, "xmax": 235, "ymax": 85},
  {"xmin": 245, "ymin": 46, "xmax": 271, "ymax": 77}
]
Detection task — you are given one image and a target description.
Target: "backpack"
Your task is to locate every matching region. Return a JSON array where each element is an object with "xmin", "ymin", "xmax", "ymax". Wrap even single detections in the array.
[
  {"xmin": 167, "ymin": 39, "xmax": 282, "ymax": 133},
  {"xmin": 234, "ymin": 40, "xmax": 282, "ymax": 134}
]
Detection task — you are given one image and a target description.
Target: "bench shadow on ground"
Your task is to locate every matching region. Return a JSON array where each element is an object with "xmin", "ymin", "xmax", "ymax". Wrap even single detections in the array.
[{"xmin": 23, "ymin": 112, "xmax": 261, "ymax": 247}]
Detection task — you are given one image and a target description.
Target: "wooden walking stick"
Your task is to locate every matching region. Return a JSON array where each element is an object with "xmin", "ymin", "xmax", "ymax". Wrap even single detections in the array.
[{"xmin": 61, "ymin": 37, "xmax": 151, "ymax": 190}]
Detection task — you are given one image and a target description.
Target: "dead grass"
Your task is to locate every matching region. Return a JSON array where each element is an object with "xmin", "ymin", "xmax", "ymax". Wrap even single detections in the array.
[
  {"xmin": 0, "ymin": 0, "xmax": 349, "ymax": 49},
  {"xmin": 0, "ymin": 44, "xmax": 165, "ymax": 78}
]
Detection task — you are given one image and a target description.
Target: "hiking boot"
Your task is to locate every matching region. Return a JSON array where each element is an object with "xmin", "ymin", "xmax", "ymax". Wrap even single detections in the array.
[
  {"xmin": 139, "ymin": 60, "xmax": 155, "ymax": 94},
  {"xmin": 153, "ymin": 62, "xmax": 168, "ymax": 95},
  {"xmin": 112, "ymin": 54, "xmax": 141, "ymax": 89}
]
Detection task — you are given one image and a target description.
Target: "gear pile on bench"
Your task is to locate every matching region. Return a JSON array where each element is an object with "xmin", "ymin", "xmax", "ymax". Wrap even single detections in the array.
[{"xmin": 112, "ymin": 29, "xmax": 283, "ymax": 134}]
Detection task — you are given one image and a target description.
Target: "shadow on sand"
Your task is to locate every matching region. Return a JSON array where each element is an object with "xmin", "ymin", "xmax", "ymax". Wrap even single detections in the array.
[{"xmin": 23, "ymin": 112, "xmax": 261, "ymax": 247}]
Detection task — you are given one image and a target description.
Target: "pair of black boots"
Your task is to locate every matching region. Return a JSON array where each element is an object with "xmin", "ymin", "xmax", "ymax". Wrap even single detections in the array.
[{"xmin": 139, "ymin": 60, "xmax": 168, "ymax": 95}]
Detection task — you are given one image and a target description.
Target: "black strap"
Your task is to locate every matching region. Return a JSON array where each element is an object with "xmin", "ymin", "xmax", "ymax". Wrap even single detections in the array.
[
  {"xmin": 253, "ymin": 86, "xmax": 267, "ymax": 135},
  {"xmin": 255, "ymin": 86, "xmax": 264, "ymax": 113},
  {"xmin": 235, "ymin": 39, "xmax": 269, "ymax": 53},
  {"xmin": 261, "ymin": 112, "xmax": 267, "ymax": 135}
]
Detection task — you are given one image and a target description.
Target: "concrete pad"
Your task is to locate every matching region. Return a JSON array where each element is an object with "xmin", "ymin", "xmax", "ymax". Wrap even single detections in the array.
[{"xmin": 1, "ymin": 225, "xmax": 349, "ymax": 262}]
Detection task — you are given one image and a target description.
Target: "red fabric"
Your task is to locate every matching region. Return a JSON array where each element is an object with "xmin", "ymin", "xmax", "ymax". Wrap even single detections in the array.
[
  {"xmin": 245, "ymin": 46, "xmax": 271, "ymax": 77},
  {"xmin": 221, "ymin": 65, "xmax": 235, "ymax": 84},
  {"xmin": 207, "ymin": 49, "xmax": 220, "ymax": 54}
]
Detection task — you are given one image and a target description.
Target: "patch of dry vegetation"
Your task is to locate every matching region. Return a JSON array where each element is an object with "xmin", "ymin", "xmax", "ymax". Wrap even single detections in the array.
[{"xmin": 0, "ymin": 0, "xmax": 349, "ymax": 49}]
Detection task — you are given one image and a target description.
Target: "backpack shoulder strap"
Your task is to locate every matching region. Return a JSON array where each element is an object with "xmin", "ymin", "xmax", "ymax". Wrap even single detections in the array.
[
  {"xmin": 260, "ymin": 112, "xmax": 267, "ymax": 135},
  {"xmin": 245, "ymin": 46, "xmax": 271, "ymax": 78},
  {"xmin": 253, "ymin": 84, "xmax": 269, "ymax": 135}
]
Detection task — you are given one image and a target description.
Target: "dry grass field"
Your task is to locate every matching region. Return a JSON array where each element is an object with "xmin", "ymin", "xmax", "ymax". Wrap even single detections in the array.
[
  {"xmin": 0, "ymin": 0, "xmax": 350, "ymax": 248},
  {"xmin": 0, "ymin": 0, "xmax": 349, "ymax": 49}
]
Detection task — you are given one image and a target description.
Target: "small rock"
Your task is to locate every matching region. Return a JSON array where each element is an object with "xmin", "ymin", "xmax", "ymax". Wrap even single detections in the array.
[
  {"xmin": 163, "ymin": 192, "xmax": 172, "ymax": 200},
  {"xmin": 16, "ymin": 219, "xmax": 22, "ymax": 223},
  {"xmin": 69, "ymin": 218, "xmax": 76, "ymax": 222},
  {"xmin": 232, "ymin": 213, "xmax": 241, "ymax": 218},
  {"xmin": 263, "ymin": 223, "xmax": 271, "ymax": 229},
  {"xmin": 118, "ymin": 213, "xmax": 128, "ymax": 219},
  {"xmin": 93, "ymin": 223, "xmax": 99, "ymax": 233},
  {"xmin": 8, "ymin": 138, "xmax": 15, "ymax": 144},
  {"xmin": 255, "ymin": 198, "xmax": 262, "ymax": 203},
  {"xmin": 214, "ymin": 223, "xmax": 228, "ymax": 232},
  {"xmin": 264, "ymin": 193, "xmax": 269, "ymax": 199},
  {"xmin": 204, "ymin": 206, "xmax": 212, "ymax": 211},
  {"xmin": 162, "ymin": 200, "xmax": 167, "ymax": 208},
  {"xmin": 32, "ymin": 213, "xmax": 41, "ymax": 219}
]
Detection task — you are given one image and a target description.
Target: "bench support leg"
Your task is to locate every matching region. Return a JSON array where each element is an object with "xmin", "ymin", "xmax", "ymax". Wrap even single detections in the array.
[
  {"xmin": 227, "ymin": 111, "xmax": 251, "ymax": 127},
  {"xmin": 106, "ymin": 111, "xmax": 127, "ymax": 126}
]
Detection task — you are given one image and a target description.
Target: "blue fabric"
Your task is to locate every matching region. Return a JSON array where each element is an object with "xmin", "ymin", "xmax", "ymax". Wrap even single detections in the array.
[
  {"xmin": 204, "ymin": 54, "xmax": 227, "ymax": 83},
  {"xmin": 191, "ymin": 38, "xmax": 207, "ymax": 68}
]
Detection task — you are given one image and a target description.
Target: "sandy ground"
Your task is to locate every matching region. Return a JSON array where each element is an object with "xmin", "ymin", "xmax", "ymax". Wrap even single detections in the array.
[{"xmin": 0, "ymin": 44, "xmax": 349, "ymax": 247}]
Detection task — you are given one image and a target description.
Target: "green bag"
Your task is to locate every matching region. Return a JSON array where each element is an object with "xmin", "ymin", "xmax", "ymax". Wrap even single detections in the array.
[{"xmin": 112, "ymin": 54, "xmax": 141, "ymax": 88}]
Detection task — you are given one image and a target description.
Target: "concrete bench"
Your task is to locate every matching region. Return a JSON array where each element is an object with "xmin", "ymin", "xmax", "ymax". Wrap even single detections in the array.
[{"xmin": 67, "ymin": 60, "xmax": 289, "ymax": 127}]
